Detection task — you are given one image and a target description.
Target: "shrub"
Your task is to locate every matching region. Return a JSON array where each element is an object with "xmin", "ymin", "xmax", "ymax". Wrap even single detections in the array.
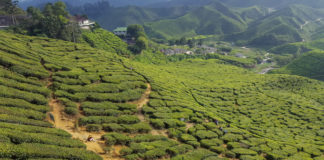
[
  {"xmin": 281, "ymin": 145, "xmax": 298, "ymax": 155},
  {"xmin": 203, "ymin": 122, "xmax": 218, "ymax": 130},
  {"xmin": 231, "ymin": 148, "xmax": 257, "ymax": 157},
  {"xmin": 171, "ymin": 148, "xmax": 214, "ymax": 160},
  {"xmin": 64, "ymin": 107, "xmax": 78, "ymax": 115},
  {"xmin": 221, "ymin": 133, "xmax": 243, "ymax": 143},
  {"xmin": 225, "ymin": 151, "xmax": 236, "ymax": 158},
  {"xmin": 0, "ymin": 97, "xmax": 48, "ymax": 113},
  {"xmin": 240, "ymin": 155, "xmax": 266, "ymax": 160},
  {"xmin": 167, "ymin": 144, "xmax": 194, "ymax": 156},
  {"xmin": 117, "ymin": 115, "xmax": 140, "ymax": 124},
  {"xmin": 266, "ymin": 150, "xmax": 288, "ymax": 160},
  {"xmin": 186, "ymin": 141, "xmax": 200, "ymax": 148},
  {"xmin": 195, "ymin": 130, "xmax": 218, "ymax": 140},
  {"xmin": 303, "ymin": 145, "xmax": 322, "ymax": 157},
  {"xmin": 227, "ymin": 142, "xmax": 242, "ymax": 149},
  {"xmin": 179, "ymin": 134, "xmax": 197, "ymax": 142},
  {"xmin": 200, "ymin": 138, "xmax": 223, "ymax": 149},
  {"xmin": 102, "ymin": 123, "xmax": 124, "ymax": 132},
  {"xmin": 86, "ymin": 124, "xmax": 102, "ymax": 132},
  {"xmin": 125, "ymin": 154, "xmax": 140, "ymax": 160},
  {"xmin": 210, "ymin": 146, "xmax": 226, "ymax": 154},
  {"xmin": 143, "ymin": 149, "xmax": 166, "ymax": 159},
  {"xmin": 127, "ymin": 123, "xmax": 152, "ymax": 133},
  {"xmin": 313, "ymin": 157, "xmax": 324, "ymax": 160},
  {"xmin": 133, "ymin": 134, "xmax": 166, "ymax": 143},
  {"xmin": 103, "ymin": 133, "xmax": 131, "ymax": 145},
  {"xmin": 79, "ymin": 116, "xmax": 117, "ymax": 125},
  {"xmin": 150, "ymin": 119, "xmax": 165, "ymax": 129},
  {"xmin": 286, "ymin": 152, "xmax": 312, "ymax": 160},
  {"xmin": 168, "ymin": 128, "xmax": 183, "ymax": 138},
  {"xmin": 130, "ymin": 143, "xmax": 146, "ymax": 153},
  {"xmin": 0, "ymin": 142, "xmax": 101, "ymax": 159},
  {"xmin": 104, "ymin": 136, "xmax": 116, "ymax": 146},
  {"xmin": 0, "ymin": 134, "xmax": 10, "ymax": 143},
  {"xmin": 0, "ymin": 114, "xmax": 51, "ymax": 127},
  {"xmin": 120, "ymin": 147, "xmax": 133, "ymax": 156},
  {"xmin": 83, "ymin": 108, "xmax": 121, "ymax": 116}
]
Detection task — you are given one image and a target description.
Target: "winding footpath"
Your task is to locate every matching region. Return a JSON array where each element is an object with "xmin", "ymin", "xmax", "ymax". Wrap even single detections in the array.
[{"xmin": 46, "ymin": 76, "xmax": 152, "ymax": 160}]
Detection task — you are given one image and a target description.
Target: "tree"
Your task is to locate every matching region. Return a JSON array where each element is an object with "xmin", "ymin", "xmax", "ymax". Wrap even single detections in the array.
[
  {"xmin": 198, "ymin": 39, "xmax": 203, "ymax": 46},
  {"xmin": 187, "ymin": 39, "xmax": 195, "ymax": 48},
  {"xmin": 132, "ymin": 36, "xmax": 148, "ymax": 54},
  {"xmin": 168, "ymin": 39, "xmax": 175, "ymax": 46},
  {"xmin": 3, "ymin": 0, "xmax": 19, "ymax": 24},
  {"xmin": 179, "ymin": 37, "xmax": 186, "ymax": 45},
  {"xmin": 127, "ymin": 24, "xmax": 145, "ymax": 39},
  {"xmin": 24, "ymin": 1, "xmax": 81, "ymax": 42}
]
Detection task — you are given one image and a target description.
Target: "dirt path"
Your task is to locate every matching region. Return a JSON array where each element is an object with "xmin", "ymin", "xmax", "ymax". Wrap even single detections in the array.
[
  {"xmin": 46, "ymin": 80, "xmax": 153, "ymax": 160},
  {"xmin": 48, "ymin": 99, "xmax": 115, "ymax": 159},
  {"xmin": 129, "ymin": 83, "xmax": 151, "ymax": 122}
]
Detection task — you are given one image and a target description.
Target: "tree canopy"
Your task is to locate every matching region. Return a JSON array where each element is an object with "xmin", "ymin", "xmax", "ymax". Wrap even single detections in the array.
[{"xmin": 23, "ymin": 2, "xmax": 81, "ymax": 42}]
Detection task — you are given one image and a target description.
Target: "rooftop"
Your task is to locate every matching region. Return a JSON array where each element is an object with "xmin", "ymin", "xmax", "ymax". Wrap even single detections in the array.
[{"xmin": 113, "ymin": 27, "xmax": 127, "ymax": 32}]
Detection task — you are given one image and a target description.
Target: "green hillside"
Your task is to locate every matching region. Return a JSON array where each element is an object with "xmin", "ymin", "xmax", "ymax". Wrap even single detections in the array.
[
  {"xmin": 0, "ymin": 31, "xmax": 102, "ymax": 159},
  {"xmin": 81, "ymin": 28, "xmax": 130, "ymax": 55},
  {"xmin": 271, "ymin": 50, "xmax": 324, "ymax": 81},
  {"xmin": 235, "ymin": 6, "xmax": 269, "ymax": 24},
  {"xmin": 129, "ymin": 59, "xmax": 324, "ymax": 160},
  {"xmin": 92, "ymin": 6, "xmax": 190, "ymax": 30},
  {"xmin": 145, "ymin": 2, "xmax": 246, "ymax": 39},
  {"xmin": 229, "ymin": 5, "xmax": 324, "ymax": 48},
  {"xmin": 0, "ymin": 30, "xmax": 323, "ymax": 160}
]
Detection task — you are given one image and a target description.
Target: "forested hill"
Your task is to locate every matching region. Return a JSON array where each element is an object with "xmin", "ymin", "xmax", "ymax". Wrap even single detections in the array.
[
  {"xmin": 62, "ymin": 0, "xmax": 324, "ymax": 48},
  {"xmin": 0, "ymin": 30, "xmax": 323, "ymax": 159}
]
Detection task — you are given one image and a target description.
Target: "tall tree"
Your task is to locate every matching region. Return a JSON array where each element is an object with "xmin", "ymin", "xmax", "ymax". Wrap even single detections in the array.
[
  {"xmin": 2, "ymin": 0, "xmax": 19, "ymax": 24},
  {"xmin": 127, "ymin": 24, "xmax": 145, "ymax": 39}
]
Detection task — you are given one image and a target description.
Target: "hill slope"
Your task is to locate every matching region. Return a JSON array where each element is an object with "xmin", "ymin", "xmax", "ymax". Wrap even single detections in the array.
[
  {"xmin": 145, "ymin": 2, "xmax": 246, "ymax": 39},
  {"xmin": 232, "ymin": 5, "xmax": 324, "ymax": 47},
  {"xmin": 81, "ymin": 28, "xmax": 129, "ymax": 55},
  {"xmin": 0, "ymin": 31, "xmax": 323, "ymax": 159},
  {"xmin": 271, "ymin": 50, "xmax": 324, "ymax": 81}
]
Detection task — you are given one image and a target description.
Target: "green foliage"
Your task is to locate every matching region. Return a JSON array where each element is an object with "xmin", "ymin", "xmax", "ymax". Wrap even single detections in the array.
[
  {"xmin": 271, "ymin": 50, "xmax": 324, "ymax": 81},
  {"xmin": 24, "ymin": 2, "xmax": 81, "ymax": 42},
  {"xmin": 127, "ymin": 24, "xmax": 145, "ymax": 39},
  {"xmin": 81, "ymin": 28, "xmax": 129, "ymax": 55},
  {"xmin": 210, "ymin": 146, "xmax": 226, "ymax": 154},
  {"xmin": 231, "ymin": 148, "xmax": 257, "ymax": 156},
  {"xmin": 167, "ymin": 144, "xmax": 193, "ymax": 156},
  {"xmin": 0, "ymin": 142, "xmax": 101, "ymax": 159},
  {"xmin": 145, "ymin": 2, "xmax": 246, "ymax": 39},
  {"xmin": 86, "ymin": 124, "xmax": 102, "ymax": 132},
  {"xmin": 103, "ymin": 132, "xmax": 132, "ymax": 145},
  {"xmin": 171, "ymin": 149, "xmax": 214, "ymax": 160},
  {"xmin": 200, "ymin": 138, "xmax": 224, "ymax": 148}
]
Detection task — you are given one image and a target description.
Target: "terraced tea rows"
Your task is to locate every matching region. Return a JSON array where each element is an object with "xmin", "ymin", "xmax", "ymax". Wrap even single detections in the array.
[
  {"xmin": 0, "ymin": 30, "xmax": 323, "ymax": 160},
  {"xmin": 0, "ymin": 32, "xmax": 101, "ymax": 159},
  {"xmin": 128, "ymin": 59, "xmax": 324, "ymax": 160}
]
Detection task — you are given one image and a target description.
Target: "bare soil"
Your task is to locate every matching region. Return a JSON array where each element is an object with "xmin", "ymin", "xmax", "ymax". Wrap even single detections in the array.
[{"xmin": 47, "ymin": 83, "xmax": 153, "ymax": 160}]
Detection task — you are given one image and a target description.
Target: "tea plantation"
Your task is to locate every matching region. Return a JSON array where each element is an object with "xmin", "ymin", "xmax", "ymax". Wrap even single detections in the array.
[
  {"xmin": 0, "ymin": 32, "xmax": 101, "ymax": 159},
  {"xmin": 0, "ymin": 31, "xmax": 323, "ymax": 160},
  {"xmin": 128, "ymin": 59, "xmax": 324, "ymax": 160}
]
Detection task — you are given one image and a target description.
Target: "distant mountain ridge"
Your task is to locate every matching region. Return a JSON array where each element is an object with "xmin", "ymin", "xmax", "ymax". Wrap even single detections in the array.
[
  {"xmin": 144, "ymin": 1, "xmax": 247, "ymax": 39},
  {"xmin": 227, "ymin": 5, "xmax": 324, "ymax": 47}
]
